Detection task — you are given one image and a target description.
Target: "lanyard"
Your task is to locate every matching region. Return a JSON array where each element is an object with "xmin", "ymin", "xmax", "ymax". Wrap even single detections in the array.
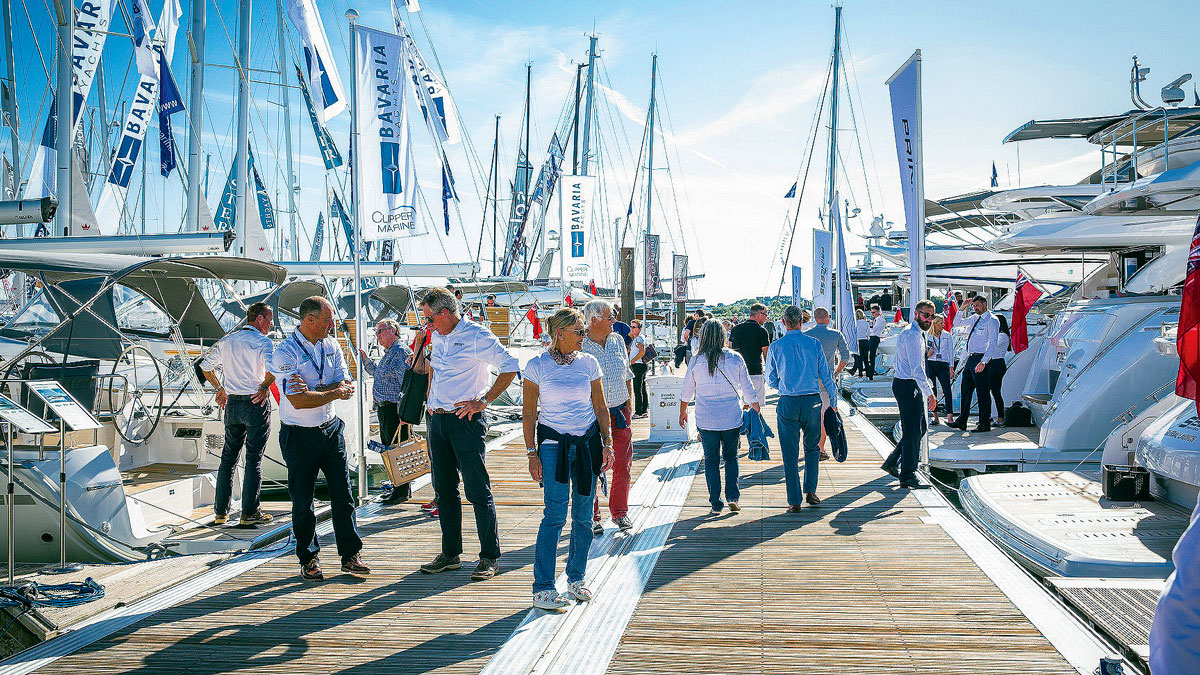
[{"xmin": 292, "ymin": 332, "xmax": 326, "ymax": 383}]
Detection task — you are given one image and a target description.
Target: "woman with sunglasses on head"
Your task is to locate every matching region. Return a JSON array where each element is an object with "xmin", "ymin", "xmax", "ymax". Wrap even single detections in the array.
[
  {"xmin": 523, "ymin": 308, "xmax": 614, "ymax": 611},
  {"xmin": 925, "ymin": 314, "xmax": 954, "ymax": 426}
]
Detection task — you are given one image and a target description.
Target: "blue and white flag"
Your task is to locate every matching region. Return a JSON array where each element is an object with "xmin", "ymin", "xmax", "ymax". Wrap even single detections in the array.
[
  {"xmin": 331, "ymin": 188, "xmax": 369, "ymax": 258},
  {"xmin": 287, "ymin": 0, "xmax": 347, "ymax": 121},
  {"xmin": 309, "ymin": 212, "xmax": 324, "ymax": 261},
  {"xmin": 531, "ymin": 133, "xmax": 564, "ymax": 206},
  {"xmin": 353, "ymin": 25, "xmax": 419, "ymax": 241},
  {"xmin": 560, "ymin": 175, "xmax": 596, "ymax": 282},
  {"xmin": 393, "ymin": 3, "xmax": 460, "ymax": 144},
  {"xmin": 887, "ymin": 50, "xmax": 926, "ymax": 314},
  {"xmin": 157, "ymin": 16, "xmax": 186, "ymax": 177},
  {"xmin": 212, "ymin": 149, "xmax": 277, "ymax": 233},
  {"xmin": 990, "ymin": 161, "xmax": 998, "ymax": 188},
  {"xmin": 295, "ymin": 64, "xmax": 342, "ymax": 169},
  {"xmin": 785, "ymin": 182, "xmax": 797, "ymax": 199},
  {"xmin": 130, "ymin": 0, "xmax": 157, "ymax": 77},
  {"xmin": 791, "ymin": 265, "xmax": 803, "ymax": 307},
  {"xmin": 441, "ymin": 155, "xmax": 456, "ymax": 235},
  {"xmin": 380, "ymin": 239, "xmax": 394, "ymax": 262},
  {"xmin": 832, "ymin": 193, "xmax": 858, "ymax": 354}
]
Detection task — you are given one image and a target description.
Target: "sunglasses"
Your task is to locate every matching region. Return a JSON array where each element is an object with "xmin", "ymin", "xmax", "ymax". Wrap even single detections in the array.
[{"xmin": 917, "ymin": 311, "xmax": 934, "ymax": 320}]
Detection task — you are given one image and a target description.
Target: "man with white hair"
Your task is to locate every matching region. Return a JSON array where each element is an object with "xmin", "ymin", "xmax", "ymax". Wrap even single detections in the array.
[
  {"xmin": 581, "ymin": 300, "xmax": 635, "ymax": 534},
  {"xmin": 805, "ymin": 306, "xmax": 849, "ymax": 458}
]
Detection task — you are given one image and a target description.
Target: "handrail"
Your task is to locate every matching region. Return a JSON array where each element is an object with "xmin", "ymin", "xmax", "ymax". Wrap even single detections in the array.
[{"xmin": 1111, "ymin": 378, "xmax": 1177, "ymax": 424}]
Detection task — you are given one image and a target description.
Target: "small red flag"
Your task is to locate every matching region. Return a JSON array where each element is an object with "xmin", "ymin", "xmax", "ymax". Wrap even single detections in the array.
[
  {"xmin": 894, "ymin": 307, "xmax": 902, "ymax": 323},
  {"xmin": 1011, "ymin": 269, "xmax": 1044, "ymax": 354},
  {"xmin": 565, "ymin": 293, "xmax": 574, "ymax": 307},
  {"xmin": 1177, "ymin": 215, "xmax": 1200, "ymax": 414},
  {"xmin": 945, "ymin": 286, "xmax": 957, "ymax": 331},
  {"xmin": 589, "ymin": 279, "xmax": 598, "ymax": 295},
  {"xmin": 526, "ymin": 305, "xmax": 542, "ymax": 339}
]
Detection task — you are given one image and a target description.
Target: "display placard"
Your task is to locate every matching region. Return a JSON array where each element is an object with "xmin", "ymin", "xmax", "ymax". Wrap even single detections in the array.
[
  {"xmin": 25, "ymin": 381, "xmax": 101, "ymax": 431},
  {"xmin": 0, "ymin": 395, "xmax": 55, "ymax": 434}
]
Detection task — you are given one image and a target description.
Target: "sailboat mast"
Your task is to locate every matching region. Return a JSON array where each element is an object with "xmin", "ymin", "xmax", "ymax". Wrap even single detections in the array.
[
  {"xmin": 643, "ymin": 53, "xmax": 657, "ymax": 324},
  {"xmin": 490, "ymin": 114, "xmax": 500, "ymax": 276},
  {"xmin": 825, "ymin": 5, "xmax": 842, "ymax": 230},
  {"xmin": 579, "ymin": 35, "xmax": 597, "ymax": 176},
  {"xmin": 276, "ymin": 0, "xmax": 298, "ymax": 259},
  {"xmin": 54, "ymin": 0, "xmax": 72, "ymax": 236},
  {"xmin": 185, "ymin": 0, "xmax": 205, "ymax": 231},
  {"xmin": 572, "ymin": 63, "xmax": 582, "ymax": 173},
  {"xmin": 234, "ymin": 0, "xmax": 252, "ymax": 255},
  {"xmin": 1, "ymin": 0, "xmax": 17, "ymax": 182}
]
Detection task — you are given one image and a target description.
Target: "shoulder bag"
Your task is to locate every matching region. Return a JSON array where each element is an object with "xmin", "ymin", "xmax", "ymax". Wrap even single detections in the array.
[{"xmin": 397, "ymin": 330, "xmax": 431, "ymax": 425}]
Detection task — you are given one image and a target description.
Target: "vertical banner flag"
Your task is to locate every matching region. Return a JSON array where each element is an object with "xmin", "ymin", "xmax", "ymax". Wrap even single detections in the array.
[
  {"xmin": 295, "ymin": 64, "xmax": 343, "ymax": 169},
  {"xmin": 25, "ymin": 0, "xmax": 115, "ymax": 201},
  {"xmin": 526, "ymin": 306, "xmax": 542, "ymax": 339},
  {"xmin": 129, "ymin": 0, "xmax": 157, "ymax": 77},
  {"xmin": 157, "ymin": 0, "xmax": 186, "ymax": 178},
  {"xmin": 502, "ymin": 147, "xmax": 534, "ymax": 275},
  {"xmin": 791, "ymin": 265, "xmax": 803, "ymax": 308},
  {"xmin": 442, "ymin": 155, "xmax": 456, "ymax": 235},
  {"xmin": 832, "ymin": 195, "xmax": 858, "ymax": 354},
  {"xmin": 392, "ymin": 6, "xmax": 460, "ymax": 145},
  {"xmin": 812, "ymin": 228, "xmax": 833, "ymax": 311},
  {"xmin": 354, "ymin": 25, "xmax": 420, "ymax": 241},
  {"xmin": 286, "ymin": 0, "xmax": 347, "ymax": 121},
  {"xmin": 672, "ymin": 254, "xmax": 689, "ymax": 303},
  {"xmin": 1011, "ymin": 269, "xmax": 1043, "ymax": 354},
  {"xmin": 561, "ymin": 175, "xmax": 596, "ymax": 282},
  {"xmin": 1176, "ymin": 214, "xmax": 1200, "ymax": 414},
  {"xmin": 330, "ymin": 188, "xmax": 368, "ymax": 258},
  {"xmin": 309, "ymin": 212, "xmax": 325, "ymax": 261},
  {"xmin": 94, "ymin": 0, "xmax": 183, "ymax": 231},
  {"xmin": 212, "ymin": 149, "xmax": 276, "ymax": 233},
  {"xmin": 887, "ymin": 50, "xmax": 926, "ymax": 316},
  {"xmin": 1, "ymin": 157, "xmax": 13, "ymax": 200},
  {"xmin": 645, "ymin": 233, "xmax": 661, "ymax": 294}
]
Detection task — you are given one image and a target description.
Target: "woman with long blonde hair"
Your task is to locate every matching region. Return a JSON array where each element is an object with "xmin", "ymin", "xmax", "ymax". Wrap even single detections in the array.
[{"xmin": 925, "ymin": 314, "xmax": 954, "ymax": 425}]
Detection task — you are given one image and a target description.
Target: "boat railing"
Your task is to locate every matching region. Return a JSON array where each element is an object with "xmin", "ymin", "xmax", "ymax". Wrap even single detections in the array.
[
  {"xmin": 1111, "ymin": 379, "xmax": 1177, "ymax": 425},
  {"xmin": 1099, "ymin": 107, "xmax": 1173, "ymax": 192}
]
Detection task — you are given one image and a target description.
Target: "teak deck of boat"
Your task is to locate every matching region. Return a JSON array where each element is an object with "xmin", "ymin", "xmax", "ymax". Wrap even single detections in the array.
[{"xmin": 13, "ymin": 401, "xmax": 1085, "ymax": 674}]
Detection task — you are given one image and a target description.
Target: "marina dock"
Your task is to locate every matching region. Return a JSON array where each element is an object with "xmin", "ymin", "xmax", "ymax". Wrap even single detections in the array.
[{"xmin": 0, "ymin": 399, "xmax": 1120, "ymax": 674}]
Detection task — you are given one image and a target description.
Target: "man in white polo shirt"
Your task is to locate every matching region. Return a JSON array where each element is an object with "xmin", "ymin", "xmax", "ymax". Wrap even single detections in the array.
[
  {"xmin": 271, "ymin": 296, "xmax": 368, "ymax": 582},
  {"xmin": 417, "ymin": 287, "xmax": 520, "ymax": 581}
]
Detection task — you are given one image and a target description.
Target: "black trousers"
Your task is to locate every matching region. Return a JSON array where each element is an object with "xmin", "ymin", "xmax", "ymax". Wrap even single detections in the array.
[
  {"xmin": 886, "ymin": 378, "xmax": 926, "ymax": 482},
  {"xmin": 280, "ymin": 418, "xmax": 362, "ymax": 565},
  {"xmin": 926, "ymin": 361, "xmax": 953, "ymax": 416},
  {"xmin": 376, "ymin": 400, "xmax": 408, "ymax": 446},
  {"xmin": 428, "ymin": 412, "xmax": 501, "ymax": 560},
  {"xmin": 958, "ymin": 353, "xmax": 992, "ymax": 427},
  {"xmin": 853, "ymin": 339, "xmax": 870, "ymax": 375},
  {"xmin": 866, "ymin": 336, "xmax": 880, "ymax": 379},
  {"xmin": 631, "ymin": 363, "xmax": 649, "ymax": 415},
  {"xmin": 216, "ymin": 396, "xmax": 270, "ymax": 517},
  {"xmin": 988, "ymin": 360, "xmax": 1007, "ymax": 421}
]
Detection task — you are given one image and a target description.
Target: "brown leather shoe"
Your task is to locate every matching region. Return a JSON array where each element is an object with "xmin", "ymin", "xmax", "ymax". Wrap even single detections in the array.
[
  {"xmin": 787, "ymin": 504, "xmax": 803, "ymax": 513},
  {"xmin": 805, "ymin": 493, "xmax": 821, "ymax": 506},
  {"xmin": 301, "ymin": 558, "xmax": 324, "ymax": 582},
  {"xmin": 341, "ymin": 555, "xmax": 371, "ymax": 575}
]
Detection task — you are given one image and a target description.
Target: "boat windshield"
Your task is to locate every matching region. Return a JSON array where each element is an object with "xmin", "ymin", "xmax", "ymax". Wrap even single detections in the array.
[
  {"xmin": 5, "ymin": 289, "xmax": 61, "ymax": 337},
  {"xmin": 113, "ymin": 285, "xmax": 172, "ymax": 337}
]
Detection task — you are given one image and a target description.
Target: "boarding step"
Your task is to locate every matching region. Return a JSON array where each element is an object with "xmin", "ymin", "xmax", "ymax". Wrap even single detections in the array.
[{"xmin": 1048, "ymin": 576, "xmax": 1165, "ymax": 667}]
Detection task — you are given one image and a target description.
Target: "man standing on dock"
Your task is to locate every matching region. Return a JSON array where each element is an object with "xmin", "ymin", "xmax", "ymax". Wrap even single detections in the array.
[
  {"xmin": 731, "ymin": 302, "xmax": 772, "ymax": 407},
  {"xmin": 950, "ymin": 295, "xmax": 998, "ymax": 433},
  {"xmin": 867, "ymin": 304, "xmax": 886, "ymax": 380},
  {"xmin": 805, "ymin": 307, "xmax": 850, "ymax": 458},
  {"xmin": 200, "ymin": 301, "xmax": 276, "ymax": 527},
  {"xmin": 582, "ymin": 300, "xmax": 636, "ymax": 534},
  {"xmin": 272, "ymin": 296, "xmax": 368, "ymax": 582},
  {"xmin": 766, "ymin": 305, "xmax": 837, "ymax": 510},
  {"xmin": 418, "ymin": 287, "xmax": 520, "ymax": 581},
  {"xmin": 883, "ymin": 299, "xmax": 937, "ymax": 489}
]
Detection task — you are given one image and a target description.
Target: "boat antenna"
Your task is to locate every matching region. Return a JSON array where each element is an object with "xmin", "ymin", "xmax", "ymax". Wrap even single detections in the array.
[{"xmin": 1130, "ymin": 54, "xmax": 1152, "ymax": 110}]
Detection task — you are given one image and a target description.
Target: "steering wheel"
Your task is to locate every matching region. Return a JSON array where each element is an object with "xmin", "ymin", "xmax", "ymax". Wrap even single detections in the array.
[{"xmin": 106, "ymin": 345, "xmax": 165, "ymax": 445}]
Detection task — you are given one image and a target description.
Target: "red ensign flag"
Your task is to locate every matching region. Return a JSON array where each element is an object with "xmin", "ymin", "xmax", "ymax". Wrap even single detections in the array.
[
  {"xmin": 1177, "ymin": 215, "xmax": 1200, "ymax": 414},
  {"xmin": 526, "ymin": 305, "xmax": 542, "ymax": 339},
  {"xmin": 945, "ymin": 286, "xmax": 957, "ymax": 331},
  {"xmin": 1011, "ymin": 269, "xmax": 1043, "ymax": 354}
]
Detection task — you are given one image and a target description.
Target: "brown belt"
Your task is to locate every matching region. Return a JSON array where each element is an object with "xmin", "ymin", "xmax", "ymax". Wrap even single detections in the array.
[{"xmin": 429, "ymin": 408, "xmax": 458, "ymax": 415}]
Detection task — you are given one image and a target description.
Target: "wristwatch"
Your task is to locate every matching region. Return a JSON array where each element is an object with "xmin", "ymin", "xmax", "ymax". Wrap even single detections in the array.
[{"xmin": 526, "ymin": 447, "xmax": 539, "ymax": 457}]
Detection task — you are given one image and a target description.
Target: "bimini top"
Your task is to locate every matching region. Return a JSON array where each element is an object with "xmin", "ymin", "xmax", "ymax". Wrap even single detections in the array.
[
  {"xmin": 1003, "ymin": 107, "xmax": 1200, "ymax": 145},
  {"xmin": 0, "ymin": 251, "xmax": 285, "ymax": 285}
]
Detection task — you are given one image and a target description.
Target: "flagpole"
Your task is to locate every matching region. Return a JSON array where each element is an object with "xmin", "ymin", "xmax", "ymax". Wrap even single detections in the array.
[
  {"xmin": 234, "ymin": 0, "xmax": 252, "ymax": 254},
  {"xmin": 185, "ymin": 0, "xmax": 205, "ymax": 232},
  {"xmin": 53, "ymin": 0, "xmax": 72, "ymax": 236},
  {"xmin": 276, "ymin": 0, "xmax": 298, "ymax": 259},
  {"xmin": 347, "ymin": 7, "xmax": 367, "ymax": 503}
]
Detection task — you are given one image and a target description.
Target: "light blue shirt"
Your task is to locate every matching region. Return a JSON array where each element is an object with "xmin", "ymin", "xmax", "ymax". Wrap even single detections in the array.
[
  {"xmin": 765, "ymin": 328, "xmax": 837, "ymax": 398},
  {"xmin": 271, "ymin": 329, "xmax": 352, "ymax": 427}
]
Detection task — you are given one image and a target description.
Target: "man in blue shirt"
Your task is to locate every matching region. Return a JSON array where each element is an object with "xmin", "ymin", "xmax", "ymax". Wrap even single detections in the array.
[{"xmin": 766, "ymin": 305, "xmax": 837, "ymax": 510}]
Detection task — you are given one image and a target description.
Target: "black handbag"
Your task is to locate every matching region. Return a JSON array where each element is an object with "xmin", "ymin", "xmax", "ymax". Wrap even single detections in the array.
[{"xmin": 397, "ymin": 332, "xmax": 430, "ymax": 425}]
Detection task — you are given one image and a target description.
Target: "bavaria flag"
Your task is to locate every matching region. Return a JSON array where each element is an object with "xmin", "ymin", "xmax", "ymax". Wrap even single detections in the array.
[
  {"xmin": 1177, "ymin": 213, "xmax": 1200, "ymax": 414},
  {"xmin": 785, "ymin": 182, "xmax": 797, "ymax": 199},
  {"xmin": 442, "ymin": 155, "xmax": 457, "ymax": 235}
]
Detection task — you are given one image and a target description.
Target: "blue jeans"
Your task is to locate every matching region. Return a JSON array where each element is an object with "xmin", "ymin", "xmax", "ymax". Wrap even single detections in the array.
[
  {"xmin": 216, "ymin": 396, "xmax": 270, "ymax": 517},
  {"xmin": 533, "ymin": 440, "xmax": 596, "ymax": 593},
  {"xmin": 698, "ymin": 428, "xmax": 740, "ymax": 510},
  {"xmin": 777, "ymin": 394, "xmax": 823, "ymax": 504}
]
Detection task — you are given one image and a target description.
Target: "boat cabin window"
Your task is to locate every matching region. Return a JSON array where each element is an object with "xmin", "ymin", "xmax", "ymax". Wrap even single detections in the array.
[
  {"xmin": 4, "ymin": 289, "xmax": 61, "ymax": 337},
  {"xmin": 113, "ymin": 285, "xmax": 172, "ymax": 337}
]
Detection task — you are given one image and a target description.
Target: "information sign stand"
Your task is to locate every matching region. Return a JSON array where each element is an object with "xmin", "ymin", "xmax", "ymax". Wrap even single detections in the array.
[{"xmin": 0, "ymin": 394, "xmax": 55, "ymax": 584}]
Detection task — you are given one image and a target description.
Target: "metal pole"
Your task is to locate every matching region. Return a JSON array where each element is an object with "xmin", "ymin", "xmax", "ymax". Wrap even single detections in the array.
[
  {"xmin": 276, "ymin": 0, "xmax": 298, "ymax": 259},
  {"xmin": 571, "ymin": 64, "xmax": 582, "ymax": 174},
  {"xmin": 643, "ymin": 54, "xmax": 657, "ymax": 325},
  {"xmin": 346, "ymin": 8, "xmax": 366, "ymax": 503},
  {"xmin": 6, "ymin": 421, "xmax": 13, "ymax": 585},
  {"xmin": 579, "ymin": 35, "xmax": 597, "ymax": 176},
  {"xmin": 234, "ymin": 0, "xmax": 252, "ymax": 255},
  {"xmin": 43, "ymin": 417, "xmax": 79, "ymax": 573},
  {"xmin": 185, "ymin": 0, "xmax": 205, "ymax": 231},
  {"xmin": 54, "ymin": 0, "xmax": 73, "ymax": 237},
  {"xmin": 491, "ymin": 114, "xmax": 499, "ymax": 276},
  {"xmin": 825, "ymin": 5, "xmax": 842, "ymax": 234},
  {"xmin": 1, "ymin": 0, "xmax": 18, "ymax": 184}
]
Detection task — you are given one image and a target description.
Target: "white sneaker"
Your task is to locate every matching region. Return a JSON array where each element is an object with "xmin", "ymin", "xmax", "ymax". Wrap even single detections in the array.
[
  {"xmin": 533, "ymin": 590, "xmax": 569, "ymax": 611},
  {"xmin": 567, "ymin": 581, "xmax": 594, "ymax": 602}
]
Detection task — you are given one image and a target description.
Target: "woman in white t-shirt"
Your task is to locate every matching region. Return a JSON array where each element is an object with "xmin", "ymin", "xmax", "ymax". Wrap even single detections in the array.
[
  {"xmin": 987, "ymin": 314, "xmax": 1012, "ymax": 426},
  {"xmin": 679, "ymin": 321, "xmax": 759, "ymax": 515},
  {"xmin": 852, "ymin": 308, "xmax": 870, "ymax": 376},
  {"xmin": 629, "ymin": 320, "xmax": 649, "ymax": 418},
  {"xmin": 523, "ymin": 307, "xmax": 613, "ymax": 612}
]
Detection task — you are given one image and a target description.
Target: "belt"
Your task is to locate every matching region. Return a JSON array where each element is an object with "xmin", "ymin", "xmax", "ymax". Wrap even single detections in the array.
[
  {"xmin": 968, "ymin": 352, "xmax": 984, "ymax": 358},
  {"xmin": 283, "ymin": 418, "xmax": 339, "ymax": 431},
  {"xmin": 227, "ymin": 393, "xmax": 257, "ymax": 400},
  {"xmin": 429, "ymin": 408, "xmax": 458, "ymax": 415}
]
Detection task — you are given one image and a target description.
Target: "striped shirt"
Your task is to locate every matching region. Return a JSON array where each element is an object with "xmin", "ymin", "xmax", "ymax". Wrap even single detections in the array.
[
  {"xmin": 581, "ymin": 331, "xmax": 634, "ymax": 408},
  {"xmin": 364, "ymin": 340, "xmax": 413, "ymax": 404}
]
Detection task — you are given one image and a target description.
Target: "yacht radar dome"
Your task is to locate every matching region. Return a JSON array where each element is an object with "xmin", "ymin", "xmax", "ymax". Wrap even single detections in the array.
[{"xmin": 1161, "ymin": 73, "xmax": 1192, "ymax": 106}]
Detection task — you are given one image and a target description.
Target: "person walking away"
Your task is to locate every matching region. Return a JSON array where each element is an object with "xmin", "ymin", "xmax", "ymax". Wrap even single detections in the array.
[
  {"xmin": 688, "ymin": 315, "xmax": 708, "ymax": 358},
  {"xmin": 805, "ymin": 307, "xmax": 849, "ymax": 459},
  {"xmin": 925, "ymin": 314, "xmax": 954, "ymax": 426},
  {"xmin": 523, "ymin": 308, "xmax": 614, "ymax": 611},
  {"xmin": 852, "ymin": 308, "xmax": 870, "ymax": 377},
  {"xmin": 612, "ymin": 306, "xmax": 632, "ymax": 348},
  {"xmin": 949, "ymin": 295, "xmax": 998, "ymax": 432},
  {"xmin": 418, "ymin": 287, "xmax": 520, "ymax": 580},
  {"xmin": 271, "ymin": 296, "xmax": 368, "ymax": 581},
  {"xmin": 680, "ymin": 321, "xmax": 758, "ymax": 515},
  {"xmin": 361, "ymin": 318, "xmax": 414, "ymax": 503},
  {"xmin": 766, "ymin": 305, "xmax": 837, "ymax": 510},
  {"xmin": 629, "ymin": 320, "xmax": 650, "ymax": 418},
  {"xmin": 200, "ymin": 301, "xmax": 276, "ymax": 527},
  {"xmin": 581, "ymin": 301, "xmax": 635, "ymax": 535},
  {"xmin": 988, "ymin": 315, "xmax": 1011, "ymax": 426},
  {"xmin": 730, "ymin": 303, "xmax": 772, "ymax": 408},
  {"xmin": 882, "ymin": 299, "xmax": 937, "ymax": 490},
  {"xmin": 867, "ymin": 304, "xmax": 887, "ymax": 380}
]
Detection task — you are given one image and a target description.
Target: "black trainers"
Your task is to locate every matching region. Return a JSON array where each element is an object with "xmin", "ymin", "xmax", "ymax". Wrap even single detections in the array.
[
  {"xmin": 592, "ymin": 520, "xmax": 604, "ymax": 536},
  {"xmin": 614, "ymin": 515, "xmax": 633, "ymax": 531},
  {"xmin": 420, "ymin": 553, "xmax": 461, "ymax": 574},
  {"xmin": 471, "ymin": 558, "xmax": 498, "ymax": 580},
  {"xmin": 301, "ymin": 558, "xmax": 324, "ymax": 582},
  {"xmin": 341, "ymin": 555, "xmax": 371, "ymax": 575}
]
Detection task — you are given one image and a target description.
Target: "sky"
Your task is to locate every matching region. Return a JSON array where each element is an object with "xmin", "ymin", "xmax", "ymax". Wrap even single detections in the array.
[{"xmin": 7, "ymin": 0, "xmax": 1200, "ymax": 303}]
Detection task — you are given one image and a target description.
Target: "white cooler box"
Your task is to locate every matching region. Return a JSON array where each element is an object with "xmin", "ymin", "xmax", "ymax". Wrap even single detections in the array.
[{"xmin": 648, "ymin": 375, "xmax": 693, "ymax": 442}]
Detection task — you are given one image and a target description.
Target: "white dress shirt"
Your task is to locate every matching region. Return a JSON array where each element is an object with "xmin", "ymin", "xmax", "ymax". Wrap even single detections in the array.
[
  {"xmin": 856, "ymin": 318, "xmax": 870, "ymax": 342},
  {"xmin": 524, "ymin": 352, "xmax": 601, "ymax": 436},
  {"xmin": 988, "ymin": 332, "xmax": 1011, "ymax": 361},
  {"xmin": 870, "ymin": 315, "xmax": 887, "ymax": 337},
  {"xmin": 893, "ymin": 324, "xmax": 933, "ymax": 397},
  {"xmin": 681, "ymin": 350, "xmax": 756, "ymax": 431},
  {"xmin": 965, "ymin": 311, "xmax": 998, "ymax": 362},
  {"xmin": 199, "ymin": 327, "xmax": 275, "ymax": 395},
  {"xmin": 428, "ymin": 318, "xmax": 520, "ymax": 411},
  {"xmin": 271, "ymin": 330, "xmax": 351, "ymax": 427},
  {"xmin": 926, "ymin": 332, "xmax": 954, "ymax": 363}
]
